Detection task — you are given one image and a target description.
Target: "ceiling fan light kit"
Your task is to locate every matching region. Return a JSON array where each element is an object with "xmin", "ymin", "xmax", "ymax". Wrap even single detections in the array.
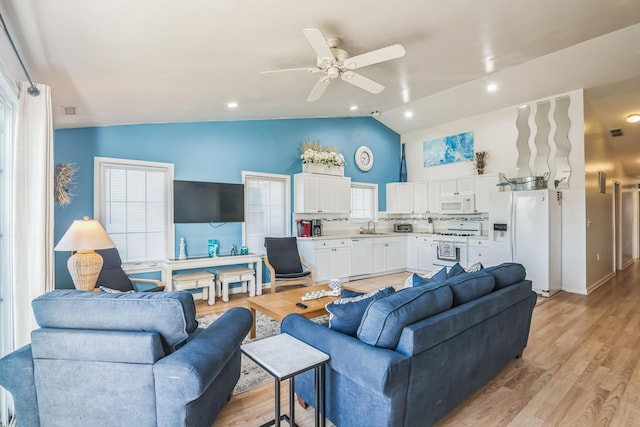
[{"xmin": 262, "ymin": 28, "xmax": 406, "ymax": 102}]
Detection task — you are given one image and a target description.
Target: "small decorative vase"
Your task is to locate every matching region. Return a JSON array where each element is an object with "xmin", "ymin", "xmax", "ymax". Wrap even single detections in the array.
[
  {"xmin": 400, "ymin": 144, "xmax": 408, "ymax": 182},
  {"xmin": 329, "ymin": 278, "xmax": 342, "ymax": 291}
]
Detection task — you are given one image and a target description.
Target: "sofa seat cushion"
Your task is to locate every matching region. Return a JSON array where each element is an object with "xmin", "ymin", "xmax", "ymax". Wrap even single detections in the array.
[
  {"xmin": 357, "ymin": 284, "xmax": 453, "ymax": 349},
  {"xmin": 483, "ymin": 263, "xmax": 527, "ymax": 290},
  {"xmin": 32, "ymin": 290, "xmax": 198, "ymax": 353},
  {"xmin": 326, "ymin": 286, "xmax": 395, "ymax": 336},
  {"xmin": 445, "ymin": 270, "xmax": 495, "ymax": 306}
]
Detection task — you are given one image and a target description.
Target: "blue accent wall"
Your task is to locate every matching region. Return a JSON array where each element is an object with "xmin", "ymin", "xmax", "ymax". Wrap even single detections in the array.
[{"xmin": 54, "ymin": 117, "xmax": 400, "ymax": 287}]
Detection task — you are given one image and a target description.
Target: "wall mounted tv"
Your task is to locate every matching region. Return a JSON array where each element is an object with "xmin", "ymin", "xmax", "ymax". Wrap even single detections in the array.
[{"xmin": 173, "ymin": 180, "xmax": 244, "ymax": 223}]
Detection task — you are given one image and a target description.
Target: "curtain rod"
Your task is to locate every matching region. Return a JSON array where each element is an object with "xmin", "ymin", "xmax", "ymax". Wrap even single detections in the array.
[{"xmin": 0, "ymin": 12, "xmax": 39, "ymax": 96}]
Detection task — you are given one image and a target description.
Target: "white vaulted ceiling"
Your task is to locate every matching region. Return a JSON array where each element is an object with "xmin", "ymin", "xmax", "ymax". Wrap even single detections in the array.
[{"xmin": 1, "ymin": 0, "xmax": 640, "ymax": 172}]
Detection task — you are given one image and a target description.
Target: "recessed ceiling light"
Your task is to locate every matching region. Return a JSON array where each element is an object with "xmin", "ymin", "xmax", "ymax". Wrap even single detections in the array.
[
  {"xmin": 350, "ymin": 105, "xmax": 358, "ymax": 111},
  {"xmin": 627, "ymin": 114, "xmax": 640, "ymax": 123},
  {"xmin": 227, "ymin": 102, "xmax": 238, "ymax": 109},
  {"xmin": 486, "ymin": 83, "xmax": 498, "ymax": 92},
  {"xmin": 404, "ymin": 111, "xmax": 414, "ymax": 118}
]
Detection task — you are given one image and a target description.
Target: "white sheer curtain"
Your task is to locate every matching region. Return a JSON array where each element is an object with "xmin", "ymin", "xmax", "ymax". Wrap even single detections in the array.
[{"xmin": 12, "ymin": 82, "xmax": 54, "ymax": 348}]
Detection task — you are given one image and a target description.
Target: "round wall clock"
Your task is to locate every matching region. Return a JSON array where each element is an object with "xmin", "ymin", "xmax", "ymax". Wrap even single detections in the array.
[{"xmin": 355, "ymin": 146, "xmax": 374, "ymax": 171}]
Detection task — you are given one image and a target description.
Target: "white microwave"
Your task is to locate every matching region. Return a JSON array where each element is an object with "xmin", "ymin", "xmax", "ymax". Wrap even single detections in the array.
[{"xmin": 439, "ymin": 194, "xmax": 475, "ymax": 214}]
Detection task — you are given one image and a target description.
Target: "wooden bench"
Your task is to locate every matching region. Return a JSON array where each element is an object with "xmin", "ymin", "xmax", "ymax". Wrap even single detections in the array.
[
  {"xmin": 215, "ymin": 267, "xmax": 257, "ymax": 302},
  {"xmin": 172, "ymin": 271, "xmax": 216, "ymax": 305}
]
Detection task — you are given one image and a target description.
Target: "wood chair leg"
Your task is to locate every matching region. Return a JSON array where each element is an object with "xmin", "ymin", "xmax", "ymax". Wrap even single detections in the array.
[{"xmin": 296, "ymin": 394, "xmax": 308, "ymax": 409}]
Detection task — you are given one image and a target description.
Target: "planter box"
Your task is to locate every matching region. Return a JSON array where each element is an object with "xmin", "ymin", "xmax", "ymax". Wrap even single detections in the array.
[{"xmin": 302, "ymin": 163, "xmax": 345, "ymax": 176}]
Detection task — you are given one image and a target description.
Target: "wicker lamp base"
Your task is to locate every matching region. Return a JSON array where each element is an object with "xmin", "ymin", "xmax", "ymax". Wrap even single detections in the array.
[{"xmin": 67, "ymin": 250, "xmax": 104, "ymax": 291}]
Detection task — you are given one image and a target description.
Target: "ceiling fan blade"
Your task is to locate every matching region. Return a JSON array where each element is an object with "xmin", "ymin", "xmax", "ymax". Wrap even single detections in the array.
[
  {"xmin": 307, "ymin": 77, "xmax": 331, "ymax": 102},
  {"xmin": 303, "ymin": 28, "xmax": 334, "ymax": 60},
  {"xmin": 261, "ymin": 67, "xmax": 318, "ymax": 76},
  {"xmin": 341, "ymin": 72, "xmax": 385, "ymax": 94},
  {"xmin": 343, "ymin": 44, "xmax": 406, "ymax": 70}
]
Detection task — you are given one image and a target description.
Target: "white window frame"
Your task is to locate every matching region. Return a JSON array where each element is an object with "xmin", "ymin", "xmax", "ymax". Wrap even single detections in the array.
[
  {"xmin": 0, "ymin": 65, "xmax": 17, "ymax": 427},
  {"xmin": 94, "ymin": 157, "xmax": 174, "ymax": 269},
  {"xmin": 350, "ymin": 182, "xmax": 378, "ymax": 222},
  {"xmin": 242, "ymin": 171, "xmax": 291, "ymax": 256}
]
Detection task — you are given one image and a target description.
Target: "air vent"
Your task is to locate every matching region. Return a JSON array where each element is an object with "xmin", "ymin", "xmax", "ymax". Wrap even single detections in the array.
[
  {"xmin": 610, "ymin": 128, "xmax": 624, "ymax": 137},
  {"xmin": 61, "ymin": 106, "xmax": 78, "ymax": 116}
]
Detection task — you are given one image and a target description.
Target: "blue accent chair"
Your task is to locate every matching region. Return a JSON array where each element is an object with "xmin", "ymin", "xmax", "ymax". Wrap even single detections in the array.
[{"xmin": 0, "ymin": 289, "xmax": 252, "ymax": 427}]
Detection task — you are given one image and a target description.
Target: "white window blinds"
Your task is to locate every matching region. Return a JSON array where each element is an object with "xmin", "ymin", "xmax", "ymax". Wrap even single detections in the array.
[
  {"xmin": 351, "ymin": 183, "xmax": 377, "ymax": 220},
  {"xmin": 95, "ymin": 158, "xmax": 173, "ymax": 263},
  {"xmin": 243, "ymin": 172, "xmax": 289, "ymax": 256}
]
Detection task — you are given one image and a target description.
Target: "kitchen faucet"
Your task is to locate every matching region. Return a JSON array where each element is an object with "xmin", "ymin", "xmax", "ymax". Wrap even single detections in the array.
[{"xmin": 367, "ymin": 219, "xmax": 376, "ymax": 234}]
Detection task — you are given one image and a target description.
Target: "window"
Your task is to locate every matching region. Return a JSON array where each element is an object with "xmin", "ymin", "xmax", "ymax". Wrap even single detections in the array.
[
  {"xmin": 350, "ymin": 182, "xmax": 378, "ymax": 221},
  {"xmin": 94, "ymin": 157, "xmax": 174, "ymax": 264},
  {"xmin": 243, "ymin": 172, "xmax": 290, "ymax": 256}
]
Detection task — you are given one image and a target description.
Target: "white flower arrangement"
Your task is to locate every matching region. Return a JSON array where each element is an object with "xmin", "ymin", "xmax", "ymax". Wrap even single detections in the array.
[{"xmin": 300, "ymin": 140, "xmax": 346, "ymax": 167}]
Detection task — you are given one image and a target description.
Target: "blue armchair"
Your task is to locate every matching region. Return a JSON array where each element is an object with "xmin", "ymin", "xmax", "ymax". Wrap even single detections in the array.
[{"xmin": 0, "ymin": 289, "xmax": 252, "ymax": 427}]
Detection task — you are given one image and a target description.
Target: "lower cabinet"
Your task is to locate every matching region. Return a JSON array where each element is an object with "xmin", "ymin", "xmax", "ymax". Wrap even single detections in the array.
[
  {"xmin": 373, "ymin": 238, "xmax": 405, "ymax": 274},
  {"xmin": 468, "ymin": 238, "xmax": 491, "ymax": 266},
  {"xmin": 407, "ymin": 235, "xmax": 434, "ymax": 273},
  {"xmin": 298, "ymin": 239, "xmax": 351, "ymax": 283}
]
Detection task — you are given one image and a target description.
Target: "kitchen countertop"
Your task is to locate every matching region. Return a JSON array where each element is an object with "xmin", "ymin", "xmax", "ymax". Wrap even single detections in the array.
[{"xmin": 298, "ymin": 233, "xmax": 489, "ymax": 240}]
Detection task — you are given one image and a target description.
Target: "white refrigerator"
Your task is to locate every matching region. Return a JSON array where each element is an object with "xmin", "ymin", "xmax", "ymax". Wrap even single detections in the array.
[{"xmin": 489, "ymin": 189, "xmax": 561, "ymax": 297}]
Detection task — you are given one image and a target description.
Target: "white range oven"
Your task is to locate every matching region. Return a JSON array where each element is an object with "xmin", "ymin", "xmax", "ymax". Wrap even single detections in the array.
[{"xmin": 431, "ymin": 223, "xmax": 481, "ymax": 268}]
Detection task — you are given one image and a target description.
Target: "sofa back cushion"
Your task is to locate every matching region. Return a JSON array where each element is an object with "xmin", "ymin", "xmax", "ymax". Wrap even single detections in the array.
[
  {"xmin": 483, "ymin": 263, "xmax": 526, "ymax": 290},
  {"xmin": 357, "ymin": 284, "xmax": 453, "ymax": 349},
  {"xmin": 32, "ymin": 289, "xmax": 198, "ymax": 353},
  {"xmin": 326, "ymin": 286, "xmax": 395, "ymax": 336},
  {"xmin": 445, "ymin": 270, "xmax": 495, "ymax": 306}
]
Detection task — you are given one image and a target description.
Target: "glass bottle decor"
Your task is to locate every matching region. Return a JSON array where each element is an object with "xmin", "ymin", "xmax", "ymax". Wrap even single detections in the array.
[{"xmin": 400, "ymin": 144, "xmax": 408, "ymax": 182}]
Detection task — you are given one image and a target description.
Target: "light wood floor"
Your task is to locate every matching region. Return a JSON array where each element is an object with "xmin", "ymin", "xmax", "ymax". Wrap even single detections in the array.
[{"xmin": 202, "ymin": 263, "xmax": 640, "ymax": 427}]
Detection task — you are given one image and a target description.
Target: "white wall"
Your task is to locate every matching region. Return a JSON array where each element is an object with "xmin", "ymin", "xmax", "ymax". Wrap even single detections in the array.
[{"xmin": 401, "ymin": 89, "xmax": 588, "ymax": 294}]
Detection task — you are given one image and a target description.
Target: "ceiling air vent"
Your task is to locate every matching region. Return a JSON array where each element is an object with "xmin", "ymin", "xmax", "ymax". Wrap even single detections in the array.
[
  {"xmin": 609, "ymin": 128, "xmax": 624, "ymax": 137},
  {"xmin": 61, "ymin": 106, "xmax": 78, "ymax": 116}
]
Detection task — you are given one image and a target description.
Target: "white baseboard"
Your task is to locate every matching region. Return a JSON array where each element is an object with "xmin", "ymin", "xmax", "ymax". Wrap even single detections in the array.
[{"xmin": 587, "ymin": 271, "xmax": 615, "ymax": 294}]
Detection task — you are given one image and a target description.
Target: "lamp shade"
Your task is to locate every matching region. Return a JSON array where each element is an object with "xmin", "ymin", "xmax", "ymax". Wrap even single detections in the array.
[{"xmin": 54, "ymin": 217, "xmax": 115, "ymax": 252}]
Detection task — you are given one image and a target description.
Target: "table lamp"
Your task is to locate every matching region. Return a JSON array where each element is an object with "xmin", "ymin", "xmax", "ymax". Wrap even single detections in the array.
[{"xmin": 54, "ymin": 216, "xmax": 116, "ymax": 290}]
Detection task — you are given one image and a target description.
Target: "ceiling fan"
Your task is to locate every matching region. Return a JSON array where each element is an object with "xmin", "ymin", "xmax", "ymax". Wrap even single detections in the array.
[{"xmin": 261, "ymin": 28, "xmax": 406, "ymax": 102}]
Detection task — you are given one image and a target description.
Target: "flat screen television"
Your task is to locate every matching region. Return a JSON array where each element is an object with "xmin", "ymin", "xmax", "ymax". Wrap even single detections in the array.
[{"xmin": 173, "ymin": 180, "xmax": 244, "ymax": 223}]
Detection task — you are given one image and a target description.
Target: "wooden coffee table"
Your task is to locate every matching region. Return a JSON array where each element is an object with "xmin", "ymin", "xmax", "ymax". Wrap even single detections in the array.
[{"xmin": 247, "ymin": 284, "xmax": 343, "ymax": 338}]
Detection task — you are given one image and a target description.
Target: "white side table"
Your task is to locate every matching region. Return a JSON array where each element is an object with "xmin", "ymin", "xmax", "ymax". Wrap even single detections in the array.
[{"xmin": 241, "ymin": 333, "xmax": 329, "ymax": 427}]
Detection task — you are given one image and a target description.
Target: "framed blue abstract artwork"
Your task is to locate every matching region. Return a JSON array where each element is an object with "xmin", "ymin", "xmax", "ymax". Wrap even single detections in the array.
[{"xmin": 423, "ymin": 131, "xmax": 474, "ymax": 167}]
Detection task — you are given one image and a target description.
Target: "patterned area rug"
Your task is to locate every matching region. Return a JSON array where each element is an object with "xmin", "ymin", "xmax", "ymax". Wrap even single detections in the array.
[
  {"xmin": 197, "ymin": 311, "xmax": 329, "ymax": 394},
  {"xmin": 197, "ymin": 311, "xmax": 280, "ymax": 394}
]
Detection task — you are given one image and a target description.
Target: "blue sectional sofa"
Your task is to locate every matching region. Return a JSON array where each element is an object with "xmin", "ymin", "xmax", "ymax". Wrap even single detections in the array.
[
  {"xmin": 281, "ymin": 263, "xmax": 537, "ymax": 427},
  {"xmin": 0, "ymin": 290, "xmax": 252, "ymax": 427}
]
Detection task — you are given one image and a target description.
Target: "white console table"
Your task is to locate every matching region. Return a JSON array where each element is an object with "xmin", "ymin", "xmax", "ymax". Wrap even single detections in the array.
[{"xmin": 162, "ymin": 254, "xmax": 263, "ymax": 293}]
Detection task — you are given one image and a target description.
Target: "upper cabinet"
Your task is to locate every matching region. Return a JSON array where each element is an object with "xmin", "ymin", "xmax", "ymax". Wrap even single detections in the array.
[
  {"xmin": 386, "ymin": 182, "xmax": 429, "ymax": 214},
  {"xmin": 439, "ymin": 177, "xmax": 475, "ymax": 196},
  {"xmin": 474, "ymin": 173, "xmax": 502, "ymax": 213},
  {"xmin": 294, "ymin": 173, "xmax": 351, "ymax": 213},
  {"xmin": 388, "ymin": 173, "xmax": 503, "ymax": 214}
]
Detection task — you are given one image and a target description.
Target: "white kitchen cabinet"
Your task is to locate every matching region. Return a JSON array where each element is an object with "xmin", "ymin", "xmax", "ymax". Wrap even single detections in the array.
[
  {"xmin": 413, "ymin": 182, "xmax": 429, "ymax": 213},
  {"xmin": 350, "ymin": 238, "xmax": 374, "ymax": 277},
  {"xmin": 294, "ymin": 173, "xmax": 351, "ymax": 213},
  {"xmin": 373, "ymin": 237, "xmax": 405, "ymax": 273},
  {"xmin": 474, "ymin": 173, "xmax": 502, "ymax": 213},
  {"xmin": 386, "ymin": 182, "xmax": 414, "ymax": 213},
  {"xmin": 428, "ymin": 180, "xmax": 441, "ymax": 213},
  {"xmin": 440, "ymin": 177, "xmax": 475, "ymax": 196},
  {"xmin": 406, "ymin": 236, "xmax": 419, "ymax": 271},
  {"xmin": 386, "ymin": 182, "xmax": 429, "ymax": 214},
  {"xmin": 468, "ymin": 238, "xmax": 492, "ymax": 266},
  {"xmin": 298, "ymin": 238, "xmax": 351, "ymax": 283},
  {"xmin": 407, "ymin": 235, "xmax": 434, "ymax": 272}
]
